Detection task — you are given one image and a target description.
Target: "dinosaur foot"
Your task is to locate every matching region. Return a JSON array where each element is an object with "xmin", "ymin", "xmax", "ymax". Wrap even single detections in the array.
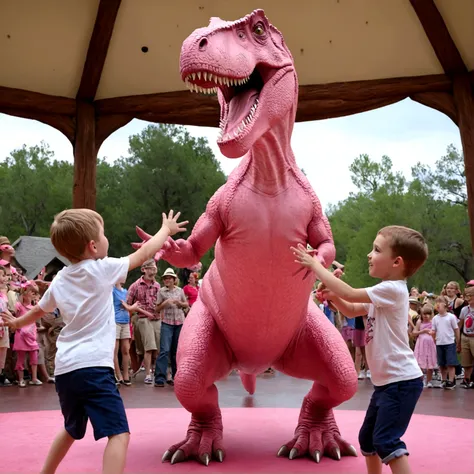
[
  {"xmin": 162, "ymin": 412, "xmax": 225, "ymax": 466},
  {"xmin": 277, "ymin": 396, "xmax": 357, "ymax": 463}
]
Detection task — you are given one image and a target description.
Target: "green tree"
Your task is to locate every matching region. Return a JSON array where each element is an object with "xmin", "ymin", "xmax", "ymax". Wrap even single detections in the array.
[{"xmin": 0, "ymin": 142, "xmax": 73, "ymax": 239}]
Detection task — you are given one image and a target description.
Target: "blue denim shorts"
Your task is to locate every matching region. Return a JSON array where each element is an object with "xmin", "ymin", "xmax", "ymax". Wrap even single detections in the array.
[
  {"xmin": 436, "ymin": 343, "xmax": 458, "ymax": 367},
  {"xmin": 55, "ymin": 367, "xmax": 129, "ymax": 440},
  {"xmin": 359, "ymin": 377, "xmax": 423, "ymax": 464}
]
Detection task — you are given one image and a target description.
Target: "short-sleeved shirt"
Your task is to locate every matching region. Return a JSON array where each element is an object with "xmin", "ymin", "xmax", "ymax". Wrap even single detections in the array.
[
  {"xmin": 156, "ymin": 286, "xmax": 186, "ymax": 326},
  {"xmin": 113, "ymin": 287, "xmax": 129, "ymax": 324},
  {"xmin": 13, "ymin": 301, "xmax": 39, "ymax": 351},
  {"xmin": 459, "ymin": 305, "xmax": 474, "ymax": 337},
  {"xmin": 126, "ymin": 277, "xmax": 161, "ymax": 320},
  {"xmin": 362, "ymin": 280, "xmax": 422, "ymax": 387},
  {"xmin": 432, "ymin": 313, "xmax": 458, "ymax": 345},
  {"xmin": 39, "ymin": 257, "xmax": 129, "ymax": 376}
]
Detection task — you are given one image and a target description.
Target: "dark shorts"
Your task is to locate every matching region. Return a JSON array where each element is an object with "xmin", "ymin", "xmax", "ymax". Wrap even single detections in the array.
[
  {"xmin": 55, "ymin": 367, "xmax": 129, "ymax": 441},
  {"xmin": 359, "ymin": 377, "xmax": 423, "ymax": 464},
  {"xmin": 436, "ymin": 343, "xmax": 458, "ymax": 367}
]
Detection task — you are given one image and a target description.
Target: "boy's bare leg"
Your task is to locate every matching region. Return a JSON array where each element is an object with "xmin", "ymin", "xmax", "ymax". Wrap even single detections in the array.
[
  {"xmin": 440, "ymin": 366, "xmax": 447, "ymax": 380},
  {"xmin": 143, "ymin": 351, "xmax": 152, "ymax": 376},
  {"xmin": 366, "ymin": 454, "xmax": 383, "ymax": 474},
  {"xmin": 389, "ymin": 455, "xmax": 413, "ymax": 474},
  {"xmin": 448, "ymin": 366, "xmax": 455, "ymax": 381},
  {"xmin": 40, "ymin": 429, "xmax": 75, "ymax": 474},
  {"xmin": 103, "ymin": 433, "xmax": 130, "ymax": 474}
]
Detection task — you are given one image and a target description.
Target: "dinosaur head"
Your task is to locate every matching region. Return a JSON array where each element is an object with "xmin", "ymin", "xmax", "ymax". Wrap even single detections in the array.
[{"xmin": 180, "ymin": 10, "xmax": 297, "ymax": 158}]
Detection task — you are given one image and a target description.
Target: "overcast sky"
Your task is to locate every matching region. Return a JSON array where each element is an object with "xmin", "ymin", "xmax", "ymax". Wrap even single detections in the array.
[{"xmin": 0, "ymin": 98, "xmax": 461, "ymax": 211}]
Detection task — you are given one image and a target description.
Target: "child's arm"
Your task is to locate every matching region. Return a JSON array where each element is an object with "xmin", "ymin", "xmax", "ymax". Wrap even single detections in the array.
[
  {"xmin": 412, "ymin": 319, "xmax": 422, "ymax": 336},
  {"xmin": 455, "ymin": 327, "xmax": 461, "ymax": 351},
  {"xmin": 322, "ymin": 293, "xmax": 367, "ymax": 318},
  {"xmin": 1, "ymin": 306, "xmax": 45, "ymax": 330},
  {"xmin": 292, "ymin": 245, "xmax": 371, "ymax": 303},
  {"xmin": 128, "ymin": 210, "xmax": 188, "ymax": 271}
]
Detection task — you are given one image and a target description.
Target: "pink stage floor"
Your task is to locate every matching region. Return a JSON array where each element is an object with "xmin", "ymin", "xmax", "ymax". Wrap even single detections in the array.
[{"xmin": 1, "ymin": 407, "xmax": 471, "ymax": 473}]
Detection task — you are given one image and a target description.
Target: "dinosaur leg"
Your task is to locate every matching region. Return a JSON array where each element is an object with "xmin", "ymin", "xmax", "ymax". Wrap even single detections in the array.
[
  {"xmin": 274, "ymin": 305, "xmax": 358, "ymax": 463},
  {"xmin": 162, "ymin": 300, "xmax": 233, "ymax": 466}
]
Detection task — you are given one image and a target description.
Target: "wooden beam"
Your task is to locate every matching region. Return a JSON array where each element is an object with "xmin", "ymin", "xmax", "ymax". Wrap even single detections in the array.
[
  {"xmin": 453, "ymin": 75, "xmax": 474, "ymax": 253},
  {"xmin": 409, "ymin": 0, "xmax": 467, "ymax": 76},
  {"xmin": 95, "ymin": 73, "xmax": 452, "ymax": 127},
  {"xmin": 410, "ymin": 92, "xmax": 458, "ymax": 124},
  {"xmin": 77, "ymin": 0, "xmax": 122, "ymax": 101},
  {"xmin": 0, "ymin": 86, "xmax": 76, "ymax": 115},
  {"xmin": 95, "ymin": 113, "xmax": 132, "ymax": 153},
  {"xmin": 0, "ymin": 108, "xmax": 75, "ymax": 143},
  {"xmin": 73, "ymin": 102, "xmax": 97, "ymax": 210}
]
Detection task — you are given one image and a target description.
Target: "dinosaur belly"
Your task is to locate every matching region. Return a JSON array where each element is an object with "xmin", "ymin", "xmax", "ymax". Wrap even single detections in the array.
[{"xmin": 200, "ymin": 185, "xmax": 317, "ymax": 371}]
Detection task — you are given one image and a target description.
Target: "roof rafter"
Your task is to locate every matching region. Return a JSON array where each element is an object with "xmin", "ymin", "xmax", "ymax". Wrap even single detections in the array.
[
  {"xmin": 76, "ymin": 0, "xmax": 122, "ymax": 102},
  {"xmin": 409, "ymin": 0, "xmax": 467, "ymax": 76}
]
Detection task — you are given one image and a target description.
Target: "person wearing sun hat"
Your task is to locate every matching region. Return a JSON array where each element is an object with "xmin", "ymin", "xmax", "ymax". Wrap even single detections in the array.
[{"xmin": 154, "ymin": 267, "xmax": 188, "ymax": 387}]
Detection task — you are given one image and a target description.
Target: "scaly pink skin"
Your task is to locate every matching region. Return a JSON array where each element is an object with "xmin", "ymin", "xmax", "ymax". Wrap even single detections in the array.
[{"xmin": 134, "ymin": 9, "xmax": 358, "ymax": 466}]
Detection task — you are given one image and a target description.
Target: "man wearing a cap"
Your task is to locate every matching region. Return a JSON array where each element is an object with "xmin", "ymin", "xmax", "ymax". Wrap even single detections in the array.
[{"xmin": 154, "ymin": 268, "xmax": 188, "ymax": 387}]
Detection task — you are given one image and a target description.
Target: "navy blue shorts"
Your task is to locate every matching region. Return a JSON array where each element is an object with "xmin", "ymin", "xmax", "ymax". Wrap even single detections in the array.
[
  {"xmin": 436, "ymin": 343, "xmax": 458, "ymax": 367},
  {"xmin": 55, "ymin": 367, "xmax": 129, "ymax": 441},
  {"xmin": 359, "ymin": 377, "xmax": 423, "ymax": 464}
]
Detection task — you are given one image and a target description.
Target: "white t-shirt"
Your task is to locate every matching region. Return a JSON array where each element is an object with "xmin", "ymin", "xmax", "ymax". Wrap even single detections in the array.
[
  {"xmin": 362, "ymin": 280, "xmax": 422, "ymax": 387},
  {"xmin": 432, "ymin": 313, "xmax": 458, "ymax": 345},
  {"xmin": 459, "ymin": 305, "xmax": 474, "ymax": 337},
  {"xmin": 39, "ymin": 257, "xmax": 129, "ymax": 376}
]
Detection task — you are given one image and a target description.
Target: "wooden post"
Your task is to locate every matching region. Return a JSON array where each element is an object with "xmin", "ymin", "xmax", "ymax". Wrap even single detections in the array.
[
  {"xmin": 453, "ymin": 75, "xmax": 474, "ymax": 253},
  {"xmin": 73, "ymin": 101, "xmax": 97, "ymax": 209}
]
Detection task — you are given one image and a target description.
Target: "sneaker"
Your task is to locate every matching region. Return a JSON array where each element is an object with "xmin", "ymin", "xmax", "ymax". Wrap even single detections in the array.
[
  {"xmin": 29, "ymin": 379, "xmax": 43, "ymax": 386},
  {"xmin": 445, "ymin": 381, "xmax": 456, "ymax": 390},
  {"xmin": 358, "ymin": 371, "xmax": 366, "ymax": 380},
  {"xmin": 47, "ymin": 377, "xmax": 55, "ymax": 384},
  {"xmin": 440, "ymin": 380, "xmax": 447, "ymax": 388},
  {"xmin": 365, "ymin": 370, "xmax": 371, "ymax": 379},
  {"xmin": 0, "ymin": 374, "xmax": 12, "ymax": 386},
  {"xmin": 166, "ymin": 379, "xmax": 174, "ymax": 386},
  {"xmin": 18, "ymin": 380, "xmax": 27, "ymax": 388},
  {"xmin": 144, "ymin": 376, "xmax": 153, "ymax": 384},
  {"xmin": 426, "ymin": 382, "xmax": 433, "ymax": 388},
  {"xmin": 460, "ymin": 379, "xmax": 471, "ymax": 389},
  {"xmin": 154, "ymin": 381, "xmax": 165, "ymax": 387},
  {"xmin": 121, "ymin": 380, "xmax": 132, "ymax": 386}
]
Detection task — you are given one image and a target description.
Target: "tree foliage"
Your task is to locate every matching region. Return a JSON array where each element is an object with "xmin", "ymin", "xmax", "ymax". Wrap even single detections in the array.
[
  {"xmin": 0, "ymin": 125, "xmax": 226, "ymax": 283},
  {"xmin": 328, "ymin": 145, "xmax": 472, "ymax": 292}
]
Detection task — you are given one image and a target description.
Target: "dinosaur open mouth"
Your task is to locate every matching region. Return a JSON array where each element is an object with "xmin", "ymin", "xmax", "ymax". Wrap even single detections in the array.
[{"xmin": 183, "ymin": 67, "xmax": 265, "ymax": 143}]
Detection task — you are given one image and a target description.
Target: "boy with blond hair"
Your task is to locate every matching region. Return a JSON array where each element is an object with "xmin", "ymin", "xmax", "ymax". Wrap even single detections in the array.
[
  {"xmin": 1, "ymin": 208, "xmax": 187, "ymax": 474},
  {"xmin": 292, "ymin": 225, "xmax": 428, "ymax": 474}
]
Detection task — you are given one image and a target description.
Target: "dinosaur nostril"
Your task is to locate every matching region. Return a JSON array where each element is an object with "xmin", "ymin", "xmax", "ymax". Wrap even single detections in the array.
[{"xmin": 199, "ymin": 37, "xmax": 208, "ymax": 50}]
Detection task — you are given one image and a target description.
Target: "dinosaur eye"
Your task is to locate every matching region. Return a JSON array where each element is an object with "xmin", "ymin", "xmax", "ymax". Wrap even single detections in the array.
[
  {"xmin": 238, "ymin": 31, "xmax": 245, "ymax": 39},
  {"xmin": 253, "ymin": 23, "xmax": 265, "ymax": 36}
]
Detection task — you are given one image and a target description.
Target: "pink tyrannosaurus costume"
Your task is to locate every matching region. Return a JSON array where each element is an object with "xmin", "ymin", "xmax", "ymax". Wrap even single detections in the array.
[{"xmin": 134, "ymin": 9, "xmax": 358, "ymax": 466}]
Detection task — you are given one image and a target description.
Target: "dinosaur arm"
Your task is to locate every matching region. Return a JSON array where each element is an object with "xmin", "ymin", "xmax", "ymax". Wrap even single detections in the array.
[
  {"xmin": 307, "ymin": 213, "xmax": 336, "ymax": 269},
  {"xmin": 159, "ymin": 187, "xmax": 225, "ymax": 268}
]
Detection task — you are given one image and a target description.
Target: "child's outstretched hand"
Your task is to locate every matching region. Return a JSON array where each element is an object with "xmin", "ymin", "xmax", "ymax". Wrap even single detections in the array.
[
  {"xmin": 162, "ymin": 210, "xmax": 188, "ymax": 236},
  {"xmin": 0, "ymin": 310, "xmax": 17, "ymax": 330},
  {"xmin": 291, "ymin": 244, "xmax": 320, "ymax": 270}
]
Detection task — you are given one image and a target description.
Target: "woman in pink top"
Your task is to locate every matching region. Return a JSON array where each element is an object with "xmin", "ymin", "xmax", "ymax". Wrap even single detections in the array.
[
  {"xmin": 13, "ymin": 281, "xmax": 40, "ymax": 387},
  {"xmin": 183, "ymin": 272, "xmax": 199, "ymax": 308}
]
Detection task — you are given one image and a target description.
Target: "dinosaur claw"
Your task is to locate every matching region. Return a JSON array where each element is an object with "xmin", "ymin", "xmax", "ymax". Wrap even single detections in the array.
[
  {"xmin": 215, "ymin": 449, "xmax": 224, "ymax": 463},
  {"xmin": 161, "ymin": 450, "xmax": 172, "ymax": 463},
  {"xmin": 200, "ymin": 453, "xmax": 210, "ymax": 466},
  {"xmin": 289, "ymin": 448, "xmax": 298, "ymax": 460},
  {"xmin": 334, "ymin": 448, "xmax": 341, "ymax": 460},
  {"xmin": 348, "ymin": 445, "xmax": 357, "ymax": 456},
  {"xmin": 277, "ymin": 445, "xmax": 290, "ymax": 457},
  {"xmin": 313, "ymin": 450, "xmax": 321, "ymax": 463},
  {"xmin": 171, "ymin": 449, "xmax": 185, "ymax": 465}
]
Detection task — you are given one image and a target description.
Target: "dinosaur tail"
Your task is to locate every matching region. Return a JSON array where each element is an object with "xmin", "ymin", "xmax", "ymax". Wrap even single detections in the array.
[{"xmin": 239, "ymin": 372, "xmax": 257, "ymax": 395}]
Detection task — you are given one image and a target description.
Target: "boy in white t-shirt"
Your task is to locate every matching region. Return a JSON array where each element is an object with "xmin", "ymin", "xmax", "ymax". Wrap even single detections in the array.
[
  {"xmin": 431, "ymin": 295, "xmax": 460, "ymax": 390},
  {"xmin": 1, "ymin": 208, "xmax": 187, "ymax": 474},
  {"xmin": 292, "ymin": 225, "xmax": 428, "ymax": 474}
]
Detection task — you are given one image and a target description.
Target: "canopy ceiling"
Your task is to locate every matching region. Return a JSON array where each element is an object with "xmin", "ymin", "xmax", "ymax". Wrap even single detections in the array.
[{"xmin": 0, "ymin": 0, "xmax": 472, "ymax": 100}]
